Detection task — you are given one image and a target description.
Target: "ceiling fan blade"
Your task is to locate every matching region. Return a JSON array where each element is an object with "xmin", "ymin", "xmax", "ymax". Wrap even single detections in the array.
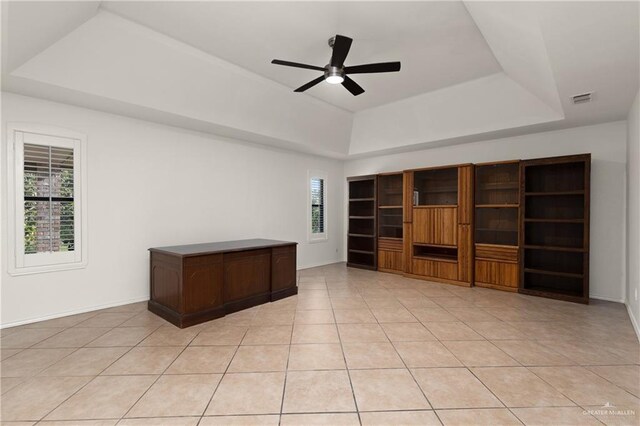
[
  {"xmin": 271, "ymin": 59, "xmax": 325, "ymax": 72},
  {"xmin": 344, "ymin": 62, "xmax": 401, "ymax": 74},
  {"xmin": 342, "ymin": 76, "xmax": 365, "ymax": 96},
  {"xmin": 294, "ymin": 76, "xmax": 325, "ymax": 92},
  {"xmin": 330, "ymin": 35, "xmax": 353, "ymax": 68}
]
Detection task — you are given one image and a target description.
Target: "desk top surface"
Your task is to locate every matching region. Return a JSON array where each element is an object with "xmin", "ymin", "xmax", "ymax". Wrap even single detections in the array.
[{"xmin": 149, "ymin": 238, "xmax": 297, "ymax": 257}]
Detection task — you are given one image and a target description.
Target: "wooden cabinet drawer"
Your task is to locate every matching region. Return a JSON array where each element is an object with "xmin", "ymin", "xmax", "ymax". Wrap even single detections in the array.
[
  {"xmin": 475, "ymin": 244, "xmax": 518, "ymax": 262},
  {"xmin": 378, "ymin": 238, "xmax": 403, "ymax": 251},
  {"xmin": 412, "ymin": 258, "xmax": 457, "ymax": 280},
  {"xmin": 475, "ymin": 260, "xmax": 518, "ymax": 288}
]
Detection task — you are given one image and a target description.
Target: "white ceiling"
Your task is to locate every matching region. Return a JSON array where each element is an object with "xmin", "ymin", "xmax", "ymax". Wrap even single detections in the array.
[
  {"xmin": 1, "ymin": 1, "xmax": 639, "ymax": 158},
  {"xmin": 1, "ymin": 1, "xmax": 99, "ymax": 74},
  {"xmin": 101, "ymin": 1, "xmax": 502, "ymax": 112}
]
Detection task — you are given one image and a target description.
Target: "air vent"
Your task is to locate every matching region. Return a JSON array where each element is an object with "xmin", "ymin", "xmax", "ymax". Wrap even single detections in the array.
[{"xmin": 572, "ymin": 92, "xmax": 593, "ymax": 104}]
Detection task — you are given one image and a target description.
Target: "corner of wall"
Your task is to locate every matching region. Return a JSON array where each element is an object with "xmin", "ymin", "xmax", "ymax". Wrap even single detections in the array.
[{"xmin": 626, "ymin": 89, "xmax": 640, "ymax": 341}]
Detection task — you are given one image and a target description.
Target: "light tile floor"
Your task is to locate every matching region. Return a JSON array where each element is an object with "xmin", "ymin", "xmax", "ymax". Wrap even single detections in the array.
[{"xmin": 1, "ymin": 263, "xmax": 639, "ymax": 425}]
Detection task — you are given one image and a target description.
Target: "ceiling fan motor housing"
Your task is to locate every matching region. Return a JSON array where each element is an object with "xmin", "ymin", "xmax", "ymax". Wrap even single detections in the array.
[{"xmin": 325, "ymin": 65, "xmax": 345, "ymax": 82}]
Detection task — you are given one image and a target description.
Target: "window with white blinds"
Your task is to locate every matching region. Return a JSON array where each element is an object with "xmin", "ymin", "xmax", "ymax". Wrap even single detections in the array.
[
  {"xmin": 311, "ymin": 177, "xmax": 325, "ymax": 234},
  {"xmin": 309, "ymin": 172, "xmax": 327, "ymax": 242},
  {"xmin": 23, "ymin": 144, "xmax": 75, "ymax": 254},
  {"xmin": 8, "ymin": 124, "xmax": 87, "ymax": 275}
]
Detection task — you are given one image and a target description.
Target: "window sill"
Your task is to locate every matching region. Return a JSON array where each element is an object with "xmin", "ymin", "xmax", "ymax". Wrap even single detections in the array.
[
  {"xmin": 8, "ymin": 261, "xmax": 88, "ymax": 276},
  {"xmin": 308, "ymin": 236, "xmax": 328, "ymax": 244}
]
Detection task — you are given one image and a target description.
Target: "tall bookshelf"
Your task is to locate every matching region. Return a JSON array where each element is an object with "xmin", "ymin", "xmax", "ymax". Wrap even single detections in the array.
[
  {"xmin": 519, "ymin": 154, "xmax": 590, "ymax": 303},
  {"xmin": 404, "ymin": 165, "xmax": 473, "ymax": 286},
  {"xmin": 377, "ymin": 173, "xmax": 403, "ymax": 273},
  {"xmin": 347, "ymin": 175, "xmax": 377, "ymax": 270},
  {"xmin": 474, "ymin": 161, "xmax": 520, "ymax": 292}
]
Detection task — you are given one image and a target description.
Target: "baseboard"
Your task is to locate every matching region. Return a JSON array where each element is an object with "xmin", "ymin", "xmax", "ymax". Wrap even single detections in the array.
[
  {"xmin": 589, "ymin": 295, "xmax": 626, "ymax": 303},
  {"xmin": 2, "ymin": 259, "xmax": 343, "ymax": 328},
  {"xmin": 297, "ymin": 259, "xmax": 344, "ymax": 271},
  {"xmin": 626, "ymin": 302, "xmax": 640, "ymax": 342},
  {"xmin": 0, "ymin": 295, "xmax": 150, "ymax": 329}
]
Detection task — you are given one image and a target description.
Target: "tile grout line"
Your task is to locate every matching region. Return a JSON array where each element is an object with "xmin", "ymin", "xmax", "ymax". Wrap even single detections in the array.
[
  {"xmin": 30, "ymin": 310, "xmax": 148, "ymax": 423},
  {"xmin": 198, "ymin": 326, "xmax": 251, "ymax": 425},
  {"xmin": 523, "ymin": 363, "xmax": 638, "ymax": 419},
  {"xmin": 330, "ymin": 279, "xmax": 364, "ymax": 426},
  {"xmin": 371, "ymin": 288, "xmax": 442, "ymax": 422},
  {"xmin": 117, "ymin": 324, "xmax": 202, "ymax": 423},
  {"xmin": 465, "ymin": 366, "xmax": 526, "ymax": 424},
  {"xmin": 276, "ymin": 300, "xmax": 297, "ymax": 424}
]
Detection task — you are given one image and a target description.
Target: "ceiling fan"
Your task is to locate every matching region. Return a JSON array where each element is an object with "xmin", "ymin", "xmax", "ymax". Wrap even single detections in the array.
[{"xmin": 271, "ymin": 35, "xmax": 401, "ymax": 96}]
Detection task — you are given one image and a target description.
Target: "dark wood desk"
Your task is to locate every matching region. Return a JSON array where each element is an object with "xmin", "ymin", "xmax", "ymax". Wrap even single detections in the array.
[{"xmin": 148, "ymin": 239, "xmax": 297, "ymax": 328}]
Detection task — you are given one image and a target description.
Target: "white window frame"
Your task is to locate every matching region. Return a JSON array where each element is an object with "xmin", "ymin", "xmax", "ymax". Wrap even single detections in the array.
[
  {"xmin": 308, "ymin": 170, "xmax": 328, "ymax": 243},
  {"xmin": 7, "ymin": 123, "xmax": 88, "ymax": 275}
]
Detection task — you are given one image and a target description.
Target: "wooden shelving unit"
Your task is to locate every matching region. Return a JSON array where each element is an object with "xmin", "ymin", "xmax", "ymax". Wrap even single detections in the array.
[
  {"xmin": 347, "ymin": 175, "xmax": 377, "ymax": 270},
  {"xmin": 345, "ymin": 153, "xmax": 591, "ymax": 304},
  {"xmin": 404, "ymin": 164, "xmax": 473, "ymax": 286},
  {"xmin": 519, "ymin": 154, "xmax": 590, "ymax": 303},
  {"xmin": 474, "ymin": 161, "xmax": 520, "ymax": 292},
  {"xmin": 377, "ymin": 173, "xmax": 404, "ymax": 274}
]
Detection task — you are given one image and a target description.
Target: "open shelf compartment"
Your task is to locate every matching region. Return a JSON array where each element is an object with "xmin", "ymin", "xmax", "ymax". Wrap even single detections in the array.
[
  {"xmin": 522, "ymin": 272, "xmax": 585, "ymax": 299},
  {"xmin": 524, "ymin": 161, "xmax": 586, "ymax": 193},
  {"xmin": 349, "ymin": 179, "xmax": 375, "ymax": 200},
  {"xmin": 413, "ymin": 244, "xmax": 458, "ymax": 262},
  {"xmin": 414, "ymin": 167, "xmax": 458, "ymax": 206},
  {"xmin": 524, "ymin": 248, "xmax": 584, "ymax": 276},
  {"xmin": 525, "ymin": 194, "xmax": 584, "ymax": 220},
  {"xmin": 524, "ymin": 222, "xmax": 584, "ymax": 249}
]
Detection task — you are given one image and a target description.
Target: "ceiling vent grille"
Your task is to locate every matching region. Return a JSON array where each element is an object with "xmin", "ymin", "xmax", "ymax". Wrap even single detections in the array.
[{"xmin": 572, "ymin": 92, "xmax": 593, "ymax": 104}]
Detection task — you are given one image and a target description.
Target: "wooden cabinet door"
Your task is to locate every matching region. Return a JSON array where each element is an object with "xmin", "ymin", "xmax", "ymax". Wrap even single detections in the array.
[
  {"xmin": 413, "ymin": 207, "xmax": 457, "ymax": 245},
  {"xmin": 223, "ymin": 249, "xmax": 271, "ymax": 302},
  {"xmin": 475, "ymin": 260, "xmax": 518, "ymax": 288},
  {"xmin": 151, "ymin": 252, "xmax": 182, "ymax": 312},
  {"xmin": 272, "ymin": 245, "xmax": 296, "ymax": 292},
  {"xmin": 183, "ymin": 254, "xmax": 223, "ymax": 314}
]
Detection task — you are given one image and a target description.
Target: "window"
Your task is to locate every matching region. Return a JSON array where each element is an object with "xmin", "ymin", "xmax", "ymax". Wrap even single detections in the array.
[
  {"xmin": 308, "ymin": 172, "xmax": 327, "ymax": 242},
  {"xmin": 7, "ymin": 124, "xmax": 87, "ymax": 275}
]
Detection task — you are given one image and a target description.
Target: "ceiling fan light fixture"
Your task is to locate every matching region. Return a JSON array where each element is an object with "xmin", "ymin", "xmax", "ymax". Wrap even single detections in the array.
[
  {"xmin": 325, "ymin": 66, "xmax": 344, "ymax": 84},
  {"xmin": 271, "ymin": 35, "xmax": 400, "ymax": 95}
]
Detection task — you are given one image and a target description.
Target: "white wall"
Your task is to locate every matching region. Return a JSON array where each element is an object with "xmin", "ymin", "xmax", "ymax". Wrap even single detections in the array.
[
  {"xmin": 345, "ymin": 121, "xmax": 628, "ymax": 303},
  {"xmin": 1, "ymin": 93, "xmax": 344, "ymax": 327},
  {"xmin": 627, "ymin": 91, "xmax": 640, "ymax": 336},
  {"xmin": 349, "ymin": 72, "xmax": 561, "ymax": 155}
]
